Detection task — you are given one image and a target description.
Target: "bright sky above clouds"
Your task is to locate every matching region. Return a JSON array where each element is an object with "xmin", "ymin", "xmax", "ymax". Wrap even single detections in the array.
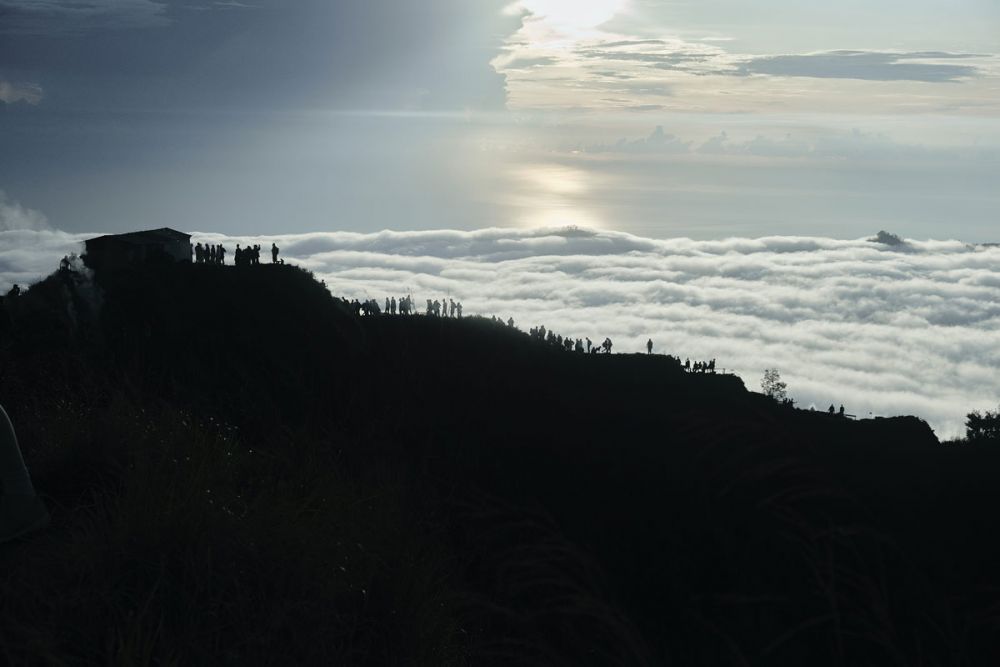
[
  {"xmin": 0, "ymin": 0, "xmax": 997, "ymax": 240},
  {"xmin": 498, "ymin": 0, "xmax": 1000, "ymax": 116}
]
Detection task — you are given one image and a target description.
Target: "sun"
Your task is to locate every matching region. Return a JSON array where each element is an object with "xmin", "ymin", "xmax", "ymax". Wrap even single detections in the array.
[{"xmin": 517, "ymin": 0, "xmax": 627, "ymax": 31}]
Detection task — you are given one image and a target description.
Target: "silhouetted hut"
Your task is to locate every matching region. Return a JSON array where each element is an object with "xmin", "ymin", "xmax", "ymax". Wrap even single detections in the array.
[{"xmin": 84, "ymin": 228, "xmax": 191, "ymax": 272}]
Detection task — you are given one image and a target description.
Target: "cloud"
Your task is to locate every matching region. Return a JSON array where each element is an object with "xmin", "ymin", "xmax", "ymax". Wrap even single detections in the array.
[
  {"xmin": 588, "ymin": 125, "xmax": 690, "ymax": 154},
  {"xmin": 735, "ymin": 51, "xmax": 982, "ymax": 82},
  {"xmin": 0, "ymin": 192, "xmax": 49, "ymax": 231},
  {"xmin": 2, "ymin": 0, "xmax": 517, "ymax": 112},
  {"xmin": 0, "ymin": 0, "xmax": 169, "ymax": 34},
  {"xmin": 498, "ymin": 17, "xmax": 998, "ymax": 114},
  {"xmin": 693, "ymin": 128, "xmax": 999, "ymax": 162},
  {"xmin": 0, "ymin": 80, "xmax": 43, "ymax": 105},
  {"xmin": 504, "ymin": 56, "xmax": 559, "ymax": 70},
  {"xmin": 4, "ymin": 226, "xmax": 999, "ymax": 440}
]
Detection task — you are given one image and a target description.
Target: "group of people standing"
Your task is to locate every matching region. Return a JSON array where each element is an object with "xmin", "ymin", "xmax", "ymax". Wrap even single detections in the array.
[
  {"xmin": 193, "ymin": 243, "xmax": 226, "ymax": 265},
  {"xmin": 684, "ymin": 358, "xmax": 716, "ymax": 373},
  {"xmin": 527, "ymin": 326, "xmax": 615, "ymax": 355},
  {"xmin": 192, "ymin": 242, "xmax": 280, "ymax": 266},
  {"xmin": 425, "ymin": 298, "xmax": 462, "ymax": 318},
  {"xmin": 346, "ymin": 295, "xmax": 465, "ymax": 318}
]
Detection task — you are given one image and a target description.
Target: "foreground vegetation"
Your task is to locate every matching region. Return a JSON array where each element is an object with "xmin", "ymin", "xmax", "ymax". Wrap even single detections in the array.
[{"xmin": 1, "ymin": 262, "xmax": 999, "ymax": 665}]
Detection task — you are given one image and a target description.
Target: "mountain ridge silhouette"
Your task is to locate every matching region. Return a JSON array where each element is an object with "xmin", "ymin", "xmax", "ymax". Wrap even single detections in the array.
[{"xmin": 2, "ymin": 261, "xmax": 998, "ymax": 666}]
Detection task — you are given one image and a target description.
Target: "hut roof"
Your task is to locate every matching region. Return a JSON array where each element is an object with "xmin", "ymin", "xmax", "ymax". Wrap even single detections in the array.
[{"xmin": 87, "ymin": 228, "xmax": 191, "ymax": 246}]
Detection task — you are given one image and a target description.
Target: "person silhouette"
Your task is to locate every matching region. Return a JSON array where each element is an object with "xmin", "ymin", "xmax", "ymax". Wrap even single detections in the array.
[
  {"xmin": 219, "ymin": 245, "xmax": 227, "ymax": 265},
  {"xmin": 646, "ymin": 339, "xmax": 653, "ymax": 354},
  {"xmin": 385, "ymin": 297, "xmax": 391, "ymax": 314},
  {"xmin": 271, "ymin": 243, "xmax": 279, "ymax": 263},
  {"xmin": 390, "ymin": 296, "xmax": 397, "ymax": 314},
  {"xmin": 839, "ymin": 405, "xmax": 845, "ymax": 417},
  {"xmin": 456, "ymin": 302, "xmax": 462, "ymax": 318},
  {"xmin": 828, "ymin": 404, "xmax": 835, "ymax": 414}
]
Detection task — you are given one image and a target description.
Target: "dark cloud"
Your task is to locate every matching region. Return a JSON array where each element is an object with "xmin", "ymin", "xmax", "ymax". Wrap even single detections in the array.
[
  {"xmin": 0, "ymin": 0, "xmax": 169, "ymax": 35},
  {"xmin": 0, "ymin": 0, "xmax": 519, "ymax": 111},
  {"xmin": 578, "ymin": 49, "xmax": 713, "ymax": 66},
  {"xmin": 736, "ymin": 51, "xmax": 981, "ymax": 82},
  {"xmin": 504, "ymin": 56, "xmax": 559, "ymax": 69},
  {"xmin": 598, "ymin": 39, "xmax": 668, "ymax": 49},
  {"xmin": 571, "ymin": 43, "xmax": 986, "ymax": 81}
]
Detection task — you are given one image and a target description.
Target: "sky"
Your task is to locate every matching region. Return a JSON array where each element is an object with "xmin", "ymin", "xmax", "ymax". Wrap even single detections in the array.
[
  {"xmin": 2, "ymin": 1, "xmax": 999, "ymax": 434},
  {"xmin": 0, "ymin": 0, "xmax": 998, "ymax": 239}
]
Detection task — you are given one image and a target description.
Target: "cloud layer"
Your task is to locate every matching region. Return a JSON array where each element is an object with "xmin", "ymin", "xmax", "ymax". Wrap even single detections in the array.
[
  {"xmin": 0, "ymin": 0, "xmax": 169, "ymax": 34},
  {"xmin": 4, "ymin": 226, "xmax": 999, "ymax": 440},
  {"xmin": 0, "ymin": 80, "xmax": 43, "ymax": 105}
]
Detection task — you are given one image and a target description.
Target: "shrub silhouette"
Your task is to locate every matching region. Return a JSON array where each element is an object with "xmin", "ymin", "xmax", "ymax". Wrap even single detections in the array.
[
  {"xmin": 761, "ymin": 368, "xmax": 787, "ymax": 403},
  {"xmin": 966, "ymin": 405, "xmax": 1000, "ymax": 443}
]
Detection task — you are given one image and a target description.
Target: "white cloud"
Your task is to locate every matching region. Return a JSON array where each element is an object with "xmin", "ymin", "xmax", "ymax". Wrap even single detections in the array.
[
  {"xmin": 4, "ymin": 226, "xmax": 999, "ymax": 440},
  {"xmin": 0, "ymin": 192, "xmax": 49, "ymax": 231},
  {"xmin": 0, "ymin": 80, "xmax": 43, "ymax": 105},
  {"xmin": 494, "ymin": 8, "xmax": 1000, "ymax": 115}
]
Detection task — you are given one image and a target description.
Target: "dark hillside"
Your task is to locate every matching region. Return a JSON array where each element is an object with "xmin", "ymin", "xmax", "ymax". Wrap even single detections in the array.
[{"xmin": 1, "ymin": 263, "xmax": 999, "ymax": 665}]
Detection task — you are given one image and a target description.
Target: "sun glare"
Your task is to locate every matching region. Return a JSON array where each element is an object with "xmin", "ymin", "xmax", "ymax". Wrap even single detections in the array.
[
  {"xmin": 517, "ymin": 0, "xmax": 627, "ymax": 31},
  {"xmin": 513, "ymin": 163, "xmax": 603, "ymax": 229}
]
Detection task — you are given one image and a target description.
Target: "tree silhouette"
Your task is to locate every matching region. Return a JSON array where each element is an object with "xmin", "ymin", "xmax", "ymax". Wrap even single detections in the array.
[
  {"xmin": 761, "ymin": 368, "xmax": 787, "ymax": 403},
  {"xmin": 965, "ymin": 405, "xmax": 1000, "ymax": 443}
]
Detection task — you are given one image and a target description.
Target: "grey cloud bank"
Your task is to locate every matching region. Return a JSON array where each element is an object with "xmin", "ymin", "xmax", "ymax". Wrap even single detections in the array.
[
  {"xmin": 737, "ymin": 51, "xmax": 982, "ymax": 82},
  {"xmin": 4, "ymin": 226, "xmax": 998, "ymax": 440}
]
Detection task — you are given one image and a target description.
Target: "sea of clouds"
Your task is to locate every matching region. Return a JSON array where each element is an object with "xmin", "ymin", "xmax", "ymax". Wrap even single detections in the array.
[{"xmin": 3, "ymin": 226, "xmax": 998, "ymax": 440}]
